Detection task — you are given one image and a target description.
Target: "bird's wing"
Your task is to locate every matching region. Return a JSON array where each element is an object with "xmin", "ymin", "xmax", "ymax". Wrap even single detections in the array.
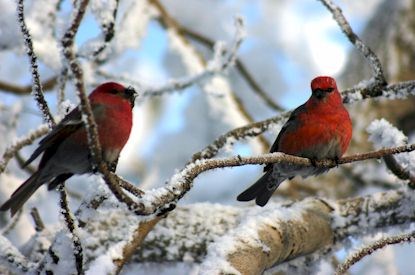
[
  {"xmin": 264, "ymin": 103, "xmax": 305, "ymax": 172},
  {"xmin": 23, "ymin": 107, "xmax": 84, "ymax": 167}
]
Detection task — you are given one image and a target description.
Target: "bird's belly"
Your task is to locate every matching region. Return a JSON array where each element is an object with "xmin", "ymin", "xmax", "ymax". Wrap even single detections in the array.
[
  {"xmin": 298, "ymin": 137, "xmax": 341, "ymax": 160},
  {"xmin": 273, "ymin": 163, "xmax": 328, "ymax": 179}
]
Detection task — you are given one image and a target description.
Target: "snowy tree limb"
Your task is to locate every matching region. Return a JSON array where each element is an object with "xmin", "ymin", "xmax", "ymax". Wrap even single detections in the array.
[
  {"xmin": 16, "ymin": 0, "xmax": 55, "ymax": 128},
  {"xmin": 3, "ymin": 188, "xmax": 413, "ymax": 273},
  {"xmin": 126, "ymin": 189, "xmax": 415, "ymax": 274},
  {"xmin": 134, "ymin": 142, "xmax": 415, "ymax": 216}
]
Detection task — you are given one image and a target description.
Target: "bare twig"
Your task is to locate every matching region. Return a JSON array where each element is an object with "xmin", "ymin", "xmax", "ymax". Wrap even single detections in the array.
[
  {"xmin": 16, "ymin": 0, "xmax": 55, "ymax": 128},
  {"xmin": 0, "ymin": 77, "xmax": 57, "ymax": 95},
  {"xmin": 191, "ymin": 113, "xmax": 289, "ymax": 162},
  {"xmin": 335, "ymin": 230, "xmax": 415, "ymax": 275},
  {"xmin": 30, "ymin": 207, "xmax": 45, "ymax": 232},
  {"xmin": 113, "ymin": 216, "xmax": 162, "ymax": 274},
  {"xmin": 15, "ymin": 151, "xmax": 36, "ymax": 174}
]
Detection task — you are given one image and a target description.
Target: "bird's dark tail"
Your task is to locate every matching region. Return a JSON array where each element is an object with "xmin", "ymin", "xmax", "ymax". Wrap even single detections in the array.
[
  {"xmin": 0, "ymin": 171, "xmax": 43, "ymax": 217},
  {"xmin": 237, "ymin": 170, "xmax": 284, "ymax": 206}
]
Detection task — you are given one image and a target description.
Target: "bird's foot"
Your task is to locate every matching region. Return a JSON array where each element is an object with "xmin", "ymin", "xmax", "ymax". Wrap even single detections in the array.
[{"xmin": 334, "ymin": 156, "xmax": 340, "ymax": 167}]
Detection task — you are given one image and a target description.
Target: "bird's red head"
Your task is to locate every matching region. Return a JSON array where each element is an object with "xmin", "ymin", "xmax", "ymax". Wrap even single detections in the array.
[
  {"xmin": 311, "ymin": 76, "xmax": 337, "ymax": 91},
  {"xmin": 89, "ymin": 82, "xmax": 137, "ymax": 108},
  {"xmin": 310, "ymin": 76, "xmax": 338, "ymax": 100}
]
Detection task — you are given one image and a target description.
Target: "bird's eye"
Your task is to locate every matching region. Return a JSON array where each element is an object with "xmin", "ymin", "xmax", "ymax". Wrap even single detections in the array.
[
  {"xmin": 326, "ymin": 88, "xmax": 334, "ymax": 93},
  {"xmin": 109, "ymin": 89, "xmax": 118, "ymax": 94}
]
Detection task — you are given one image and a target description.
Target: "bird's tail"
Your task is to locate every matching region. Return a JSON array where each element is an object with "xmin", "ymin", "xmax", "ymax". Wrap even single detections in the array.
[
  {"xmin": 0, "ymin": 171, "xmax": 43, "ymax": 217},
  {"xmin": 237, "ymin": 170, "xmax": 284, "ymax": 207}
]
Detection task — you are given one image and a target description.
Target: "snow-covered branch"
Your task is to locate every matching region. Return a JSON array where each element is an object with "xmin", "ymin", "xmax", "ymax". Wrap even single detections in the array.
[
  {"xmin": 130, "ymin": 189, "xmax": 415, "ymax": 273},
  {"xmin": 128, "ymin": 142, "xmax": 415, "ymax": 216},
  {"xmin": 18, "ymin": 188, "xmax": 411, "ymax": 274}
]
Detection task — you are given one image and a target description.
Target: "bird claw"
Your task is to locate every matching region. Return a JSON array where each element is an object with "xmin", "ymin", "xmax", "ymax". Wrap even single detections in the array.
[
  {"xmin": 310, "ymin": 158, "xmax": 318, "ymax": 167},
  {"xmin": 334, "ymin": 156, "xmax": 340, "ymax": 167}
]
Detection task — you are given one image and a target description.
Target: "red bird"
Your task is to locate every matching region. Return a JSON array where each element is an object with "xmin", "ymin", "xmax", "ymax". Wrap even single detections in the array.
[
  {"xmin": 237, "ymin": 76, "xmax": 352, "ymax": 206},
  {"xmin": 0, "ymin": 82, "xmax": 137, "ymax": 216}
]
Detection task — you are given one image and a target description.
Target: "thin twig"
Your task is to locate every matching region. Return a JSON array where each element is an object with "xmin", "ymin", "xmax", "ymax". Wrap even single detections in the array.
[
  {"xmin": 30, "ymin": 207, "xmax": 45, "ymax": 232},
  {"xmin": 90, "ymin": 0, "xmax": 120, "ymax": 60},
  {"xmin": 182, "ymin": 26, "xmax": 284, "ymax": 111},
  {"xmin": 0, "ymin": 209, "xmax": 22, "ymax": 235},
  {"xmin": 58, "ymin": 185, "xmax": 84, "ymax": 274},
  {"xmin": 319, "ymin": 0, "xmax": 387, "ymax": 88},
  {"xmin": 0, "ymin": 125, "xmax": 49, "ymax": 174},
  {"xmin": 0, "ymin": 77, "xmax": 57, "ymax": 95},
  {"xmin": 191, "ymin": 113, "xmax": 289, "ymax": 162},
  {"xmin": 16, "ymin": 0, "xmax": 55, "ymax": 128},
  {"xmin": 335, "ymin": 230, "xmax": 415, "ymax": 275},
  {"xmin": 15, "ymin": 151, "xmax": 36, "ymax": 174}
]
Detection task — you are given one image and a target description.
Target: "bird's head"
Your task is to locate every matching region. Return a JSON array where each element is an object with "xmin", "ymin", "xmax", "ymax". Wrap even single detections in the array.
[
  {"xmin": 90, "ymin": 82, "xmax": 138, "ymax": 108},
  {"xmin": 310, "ymin": 76, "xmax": 338, "ymax": 100}
]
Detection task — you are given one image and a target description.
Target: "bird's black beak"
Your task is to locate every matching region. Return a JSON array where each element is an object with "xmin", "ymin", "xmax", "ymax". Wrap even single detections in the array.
[
  {"xmin": 313, "ymin": 89, "xmax": 325, "ymax": 99},
  {"xmin": 124, "ymin": 86, "xmax": 138, "ymax": 108}
]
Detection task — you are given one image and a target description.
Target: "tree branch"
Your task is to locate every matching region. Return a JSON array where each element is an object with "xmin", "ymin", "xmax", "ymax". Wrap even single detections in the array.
[
  {"xmin": 0, "ymin": 125, "xmax": 49, "ymax": 174},
  {"xmin": 335, "ymin": 229, "xmax": 415, "ymax": 275},
  {"xmin": 134, "ymin": 142, "xmax": 415, "ymax": 216},
  {"xmin": 182, "ymin": 25, "xmax": 284, "ymax": 112},
  {"xmin": 16, "ymin": 0, "xmax": 55, "ymax": 128},
  {"xmin": 0, "ymin": 77, "xmax": 57, "ymax": 95},
  {"xmin": 58, "ymin": 185, "xmax": 83, "ymax": 274},
  {"xmin": 319, "ymin": 0, "xmax": 387, "ymax": 88}
]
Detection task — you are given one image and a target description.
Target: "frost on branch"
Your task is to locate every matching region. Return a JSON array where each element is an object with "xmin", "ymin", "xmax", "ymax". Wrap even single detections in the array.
[
  {"xmin": 367, "ymin": 119, "xmax": 407, "ymax": 148},
  {"xmin": 367, "ymin": 119, "xmax": 415, "ymax": 184}
]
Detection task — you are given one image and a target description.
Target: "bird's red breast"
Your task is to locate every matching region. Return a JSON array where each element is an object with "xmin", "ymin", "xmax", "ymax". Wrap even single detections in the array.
[
  {"xmin": 70, "ymin": 83, "xmax": 134, "ymax": 151},
  {"xmin": 277, "ymin": 76, "xmax": 352, "ymax": 159}
]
